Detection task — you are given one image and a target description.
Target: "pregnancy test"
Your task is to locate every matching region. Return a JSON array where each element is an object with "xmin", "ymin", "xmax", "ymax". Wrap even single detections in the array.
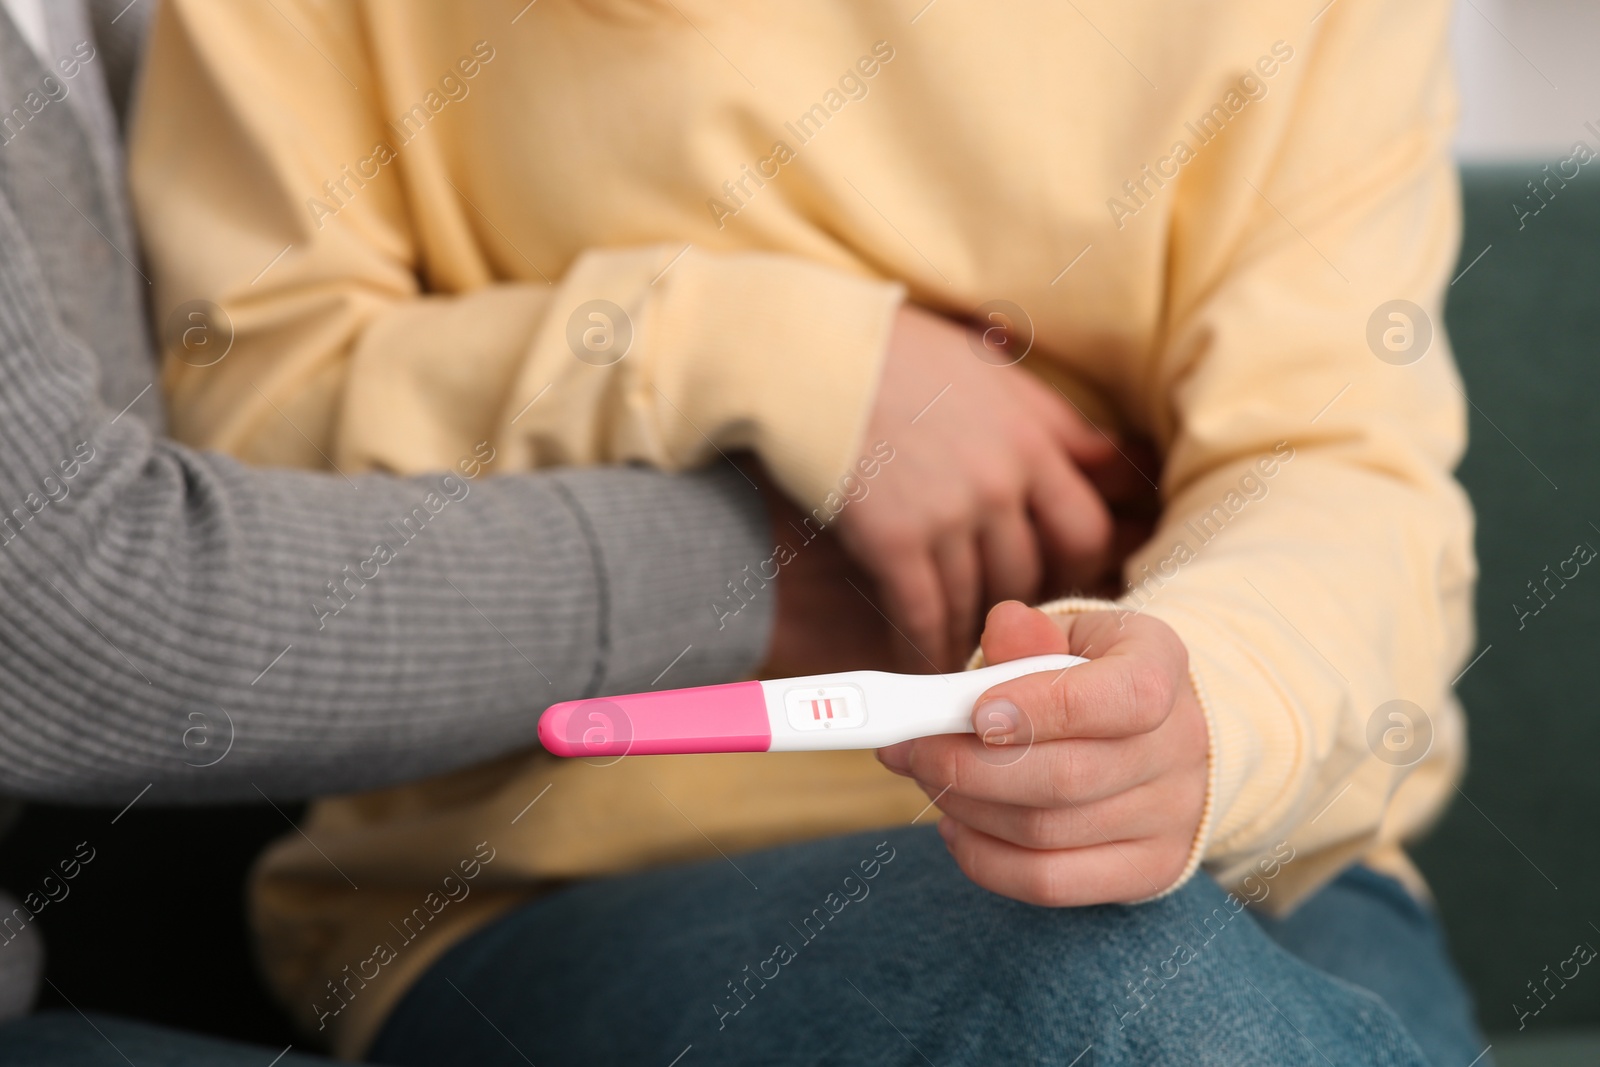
[{"xmin": 537, "ymin": 653, "xmax": 1084, "ymax": 757}]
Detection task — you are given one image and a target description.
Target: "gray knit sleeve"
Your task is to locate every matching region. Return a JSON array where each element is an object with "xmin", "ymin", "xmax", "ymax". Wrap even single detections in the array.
[{"xmin": 0, "ymin": 198, "xmax": 774, "ymax": 806}]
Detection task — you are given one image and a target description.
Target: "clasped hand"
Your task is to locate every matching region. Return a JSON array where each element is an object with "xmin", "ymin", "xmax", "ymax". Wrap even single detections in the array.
[{"xmin": 766, "ymin": 303, "xmax": 1206, "ymax": 906}]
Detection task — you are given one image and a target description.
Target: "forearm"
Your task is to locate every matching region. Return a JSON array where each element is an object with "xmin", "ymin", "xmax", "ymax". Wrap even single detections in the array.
[
  {"xmin": 1099, "ymin": 0, "xmax": 1475, "ymax": 909},
  {"xmin": 1128, "ymin": 457, "xmax": 1472, "ymax": 885},
  {"xmin": 0, "ymin": 206, "xmax": 771, "ymax": 806},
  {"xmin": 134, "ymin": 0, "xmax": 902, "ymax": 515}
]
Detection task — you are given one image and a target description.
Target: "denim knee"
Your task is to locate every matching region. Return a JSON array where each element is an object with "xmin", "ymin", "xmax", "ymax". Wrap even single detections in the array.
[
  {"xmin": 378, "ymin": 825, "xmax": 1436, "ymax": 1067},
  {"xmin": 829, "ymin": 825, "xmax": 1434, "ymax": 1067}
]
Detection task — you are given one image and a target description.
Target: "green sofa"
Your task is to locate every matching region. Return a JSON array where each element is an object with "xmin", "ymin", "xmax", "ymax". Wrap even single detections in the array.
[{"xmin": 1416, "ymin": 164, "xmax": 1600, "ymax": 1064}]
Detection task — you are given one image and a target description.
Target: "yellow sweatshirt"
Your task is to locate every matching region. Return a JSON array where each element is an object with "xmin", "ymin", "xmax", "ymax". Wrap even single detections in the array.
[{"xmin": 130, "ymin": 0, "xmax": 1475, "ymax": 1056}]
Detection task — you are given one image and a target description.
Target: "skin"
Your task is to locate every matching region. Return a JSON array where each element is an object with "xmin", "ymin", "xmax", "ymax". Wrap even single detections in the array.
[
  {"xmin": 833, "ymin": 305, "xmax": 1123, "ymax": 673},
  {"xmin": 768, "ymin": 301, "xmax": 1200, "ymax": 906},
  {"xmin": 758, "ymin": 465, "xmax": 902, "ymax": 676},
  {"xmin": 877, "ymin": 600, "xmax": 1209, "ymax": 907}
]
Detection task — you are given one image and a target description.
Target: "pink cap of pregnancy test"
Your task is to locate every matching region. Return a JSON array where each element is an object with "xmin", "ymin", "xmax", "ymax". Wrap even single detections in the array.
[{"xmin": 538, "ymin": 680, "xmax": 772, "ymax": 757}]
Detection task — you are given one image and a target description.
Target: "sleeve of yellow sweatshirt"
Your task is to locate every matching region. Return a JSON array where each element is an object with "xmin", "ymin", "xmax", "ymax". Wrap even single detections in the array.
[
  {"xmin": 128, "ymin": 0, "xmax": 902, "ymax": 509},
  {"xmin": 1054, "ymin": 1, "xmax": 1474, "ymax": 905}
]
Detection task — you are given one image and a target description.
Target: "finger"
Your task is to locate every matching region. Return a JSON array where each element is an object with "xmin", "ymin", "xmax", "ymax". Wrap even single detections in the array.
[
  {"xmin": 1010, "ymin": 370, "xmax": 1117, "ymax": 469},
  {"xmin": 871, "ymin": 548, "xmax": 948, "ymax": 673},
  {"xmin": 932, "ymin": 534, "xmax": 981, "ymax": 670},
  {"xmin": 978, "ymin": 630, "xmax": 1185, "ymax": 742},
  {"xmin": 978, "ymin": 600, "xmax": 1065, "ymax": 665},
  {"xmin": 899, "ymin": 731, "xmax": 1163, "ymax": 807},
  {"xmin": 977, "ymin": 508, "xmax": 1042, "ymax": 608},
  {"xmin": 1027, "ymin": 451, "xmax": 1113, "ymax": 590},
  {"xmin": 980, "ymin": 654, "xmax": 1172, "ymax": 742},
  {"xmin": 922, "ymin": 780, "xmax": 1169, "ymax": 850},
  {"xmin": 938, "ymin": 818, "xmax": 1178, "ymax": 906}
]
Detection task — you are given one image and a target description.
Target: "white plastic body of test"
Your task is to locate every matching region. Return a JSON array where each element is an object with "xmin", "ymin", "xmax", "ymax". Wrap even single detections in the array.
[{"xmin": 758, "ymin": 653, "xmax": 1084, "ymax": 751}]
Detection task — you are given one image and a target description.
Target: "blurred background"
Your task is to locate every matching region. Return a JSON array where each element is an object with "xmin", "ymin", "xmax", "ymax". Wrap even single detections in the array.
[
  {"xmin": 1451, "ymin": 0, "xmax": 1600, "ymax": 159},
  {"xmin": 1413, "ymin": 4, "xmax": 1600, "ymax": 1064}
]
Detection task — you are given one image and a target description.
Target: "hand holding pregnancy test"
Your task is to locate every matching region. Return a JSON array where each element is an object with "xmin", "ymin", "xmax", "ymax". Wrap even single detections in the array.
[
  {"xmin": 880, "ymin": 601, "xmax": 1209, "ymax": 906},
  {"xmin": 540, "ymin": 600, "xmax": 1209, "ymax": 909},
  {"xmin": 538, "ymin": 652, "xmax": 1084, "ymax": 757}
]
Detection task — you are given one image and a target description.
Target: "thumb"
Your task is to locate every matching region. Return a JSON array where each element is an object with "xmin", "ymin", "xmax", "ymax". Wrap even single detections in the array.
[{"xmin": 978, "ymin": 601, "xmax": 1067, "ymax": 665}]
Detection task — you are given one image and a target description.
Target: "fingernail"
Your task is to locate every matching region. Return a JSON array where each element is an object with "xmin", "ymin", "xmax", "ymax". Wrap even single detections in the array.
[
  {"xmin": 877, "ymin": 741, "xmax": 912, "ymax": 774},
  {"xmin": 936, "ymin": 816, "xmax": 956, "ymax": 844},
  {"xmin": 975, "ymin": 699, "xmax": 1019, "ymax": 745}
]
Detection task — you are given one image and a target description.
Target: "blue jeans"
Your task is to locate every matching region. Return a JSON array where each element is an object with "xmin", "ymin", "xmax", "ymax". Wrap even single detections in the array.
[
  {"xmin": 0, "ymin": 827, "xmax": 1488, "ymax": 1067},
  {"xmin": 370, "ymin": 825, "xmax": 1488, "ymax": 1067}
]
